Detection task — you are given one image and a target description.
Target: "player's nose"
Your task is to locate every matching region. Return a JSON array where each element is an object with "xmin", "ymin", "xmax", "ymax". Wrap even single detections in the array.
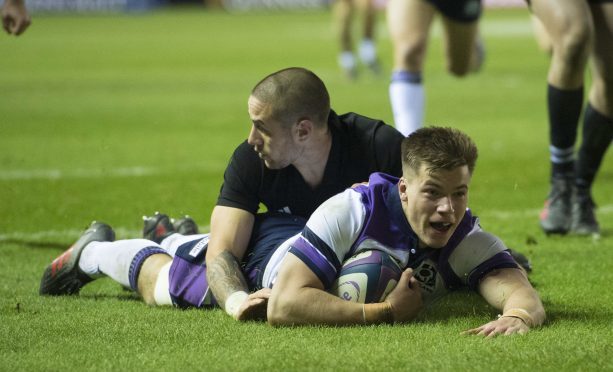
[
  {"xmin": 436, "ymin": 196, "xmax": 455, "ymax": 214},
  {"xmin": 247, "ymin": 125, "xmax": 262, "ymax": 146}
]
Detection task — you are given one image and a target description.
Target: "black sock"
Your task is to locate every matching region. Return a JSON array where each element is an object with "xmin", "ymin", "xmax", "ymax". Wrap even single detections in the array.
[
  {"xmin": 575, "ymin": 104, "xmax": 613, "ymax": 199},
  {"xmin": 548, "ymin": 84, "xmax": 583, "ymax": 178}
]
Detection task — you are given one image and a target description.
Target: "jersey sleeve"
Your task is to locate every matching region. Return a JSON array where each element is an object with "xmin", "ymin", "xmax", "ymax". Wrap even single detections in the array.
[
  {"xmin": 288, "ymin": 189, "xmax": 366, "ymax": 288},
  {"xmin": 448, "ymin": 226, "xmax": 519, "ymax": 291},
  {"xmin": 216, "ymin": 141, "xmax": 262, "ymax": 214}
]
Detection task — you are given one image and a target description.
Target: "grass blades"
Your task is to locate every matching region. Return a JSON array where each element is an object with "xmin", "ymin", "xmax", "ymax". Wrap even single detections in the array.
[{"xmin": 0, "ymin": 7, "xmax": 612, "ymax": 371}]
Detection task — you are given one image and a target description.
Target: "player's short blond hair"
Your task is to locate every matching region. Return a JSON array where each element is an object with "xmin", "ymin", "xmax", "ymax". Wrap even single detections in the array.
[
  {"xmin": 401, "ymin": 126, "xmax": 478, "ymax": 176},
  {"xmin": 251, "ymin": 67, "xmax": 330, "ymax": 128}
]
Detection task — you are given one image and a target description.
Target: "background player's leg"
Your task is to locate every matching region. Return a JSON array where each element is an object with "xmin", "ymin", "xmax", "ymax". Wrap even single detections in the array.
[
  {"xmin": 387, "ymin": 0, "xmax": 435, "ymax": 135},
  {"xmin": 439, "ymin": 17, "xmax": 480, "ymax": 76},
  {"xmin": 573, "ymin": 2, "xmax": 613, "ymax": 235},
  {"xmin": 335, "ymin": 0, "xmax": 357, "ymax": 78},
  {"xmin": 357, "ymin": 0, "xmax": 380, "ymax": 72},
  {"xmin": 532, "ymin": 0, "xmax": 593, "ymax": 234}
]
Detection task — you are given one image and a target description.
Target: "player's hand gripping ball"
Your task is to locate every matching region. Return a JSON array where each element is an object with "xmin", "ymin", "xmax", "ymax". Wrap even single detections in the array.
[{"xmin": 331, "ymin": 250, "xmax": 402, "ymax": 303}]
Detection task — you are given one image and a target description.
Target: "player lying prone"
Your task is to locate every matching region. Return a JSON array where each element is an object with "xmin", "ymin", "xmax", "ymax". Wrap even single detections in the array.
[{"xmin": 39, "ymin": 127, "xmax": 545, "ymax": 337}]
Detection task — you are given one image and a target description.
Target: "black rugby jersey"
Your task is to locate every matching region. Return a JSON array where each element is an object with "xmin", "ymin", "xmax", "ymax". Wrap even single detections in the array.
[{"xmin": 216, "ymin": 110, "xmax": 404, "ymax": 218}]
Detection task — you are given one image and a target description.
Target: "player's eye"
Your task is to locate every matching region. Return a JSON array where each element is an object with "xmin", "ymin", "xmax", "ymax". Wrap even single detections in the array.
[
  {"xmin": 254, "ymin": 124, "xmax": 270, "ymax": 136},
  {"xmin": 423, "ymin": 188, "xmax": 440, "ymax": 198},
  {"xmin": 454, "ymin": 191, "xmax": 467, "ymax": 198}
]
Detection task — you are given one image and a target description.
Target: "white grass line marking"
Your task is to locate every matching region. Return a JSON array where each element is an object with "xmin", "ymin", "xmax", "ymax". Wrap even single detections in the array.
[
  {"xmin": 0, "ymin": 226, "xmax": 211, "ymax": 243},
  {"xmin": 2, "ymin": 202, "xmax": 612, "ymax": 243},
  {"xmin": 0, "ymin": 164, "xmax": 220, "ymax": 180},
  {"xmin": 1, "ymin": 205, "xmax": 612, "ymax": 242},
  {"xmin": 0, "ymin": 167, "xmax": 156, "ymax": 181},
  {"xmin": 0, "ymin": 228, "xmax": 140, "ymax": 242},
  {"xmin": 480, "ymin": 204, "xmax": 613, "ymax": 220}
]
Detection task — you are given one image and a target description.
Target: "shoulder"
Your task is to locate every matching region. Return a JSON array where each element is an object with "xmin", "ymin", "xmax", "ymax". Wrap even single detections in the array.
[
  {"xmin": 448, "ymin": 223, "xmax": 518, "ymax": 287},
  {"xmin": 230, "ymin": 141, "xmax": 259, "ymax": 162},
  {"xmin": 304, "ymin": 189, "xmax": 367, "ymax": 261},
  {"xmin": 449, "ymin": 217, "xmax": 507, "ymax": 262},
  {"xmin": 306, "ymin": 188, "xmax": 366, "ymax": 237},
  {"xmin": 332, "ymin": 112, "xmax": 404, "ymax": 176},
  {"xmin": 287, "ymin": 189, "xmax": 367, "ymax": 288},
  {"xmin": 335, "ymin": 112, "xmax": 401, "ymax": 138},
  {"xmin": 223, "ymin": 141, "xmax": 263, "ymax": 181}
]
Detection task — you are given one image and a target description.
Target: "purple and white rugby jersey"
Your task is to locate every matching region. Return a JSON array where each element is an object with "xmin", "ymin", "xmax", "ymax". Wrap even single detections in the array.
[{"xmin": 275, "ymin": 172, "xmax": 518, "ymax": 306}]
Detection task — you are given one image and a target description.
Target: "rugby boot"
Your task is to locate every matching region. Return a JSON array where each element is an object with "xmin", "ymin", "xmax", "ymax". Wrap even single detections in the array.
[
  {"xmin": 172, "ymin": 215, "xmax": 199, "ymax": 236},
  {"xmin": 142, "ymin": 212, "xmax": 175, "ymax": 244},
  {"xmin": 539, "ymin": 177, "xmax": 572, "ymax": 235},
  {"xmin": 39, "ymin": 222, "xmax": 115, "ymax": 296},
  {"xmin": 571, "ymin": 195, "xmax": 600, "ymax": 236}
]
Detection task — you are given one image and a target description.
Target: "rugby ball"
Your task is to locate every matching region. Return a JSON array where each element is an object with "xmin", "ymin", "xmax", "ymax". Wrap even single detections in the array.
[{"xmin": 330, "ymin": 250, "xmax": 402, "ymax": 303}]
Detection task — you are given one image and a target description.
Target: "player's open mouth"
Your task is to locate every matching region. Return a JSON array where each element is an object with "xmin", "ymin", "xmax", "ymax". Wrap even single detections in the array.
[{"xmin": 430, "ymin": 222, "xmax": 452, "ymax": 232}]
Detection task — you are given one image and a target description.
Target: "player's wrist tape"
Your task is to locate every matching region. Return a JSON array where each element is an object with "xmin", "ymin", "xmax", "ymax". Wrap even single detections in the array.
[
  {"xmin": 499, "ymin": 308, "xmax": 534, "ymax": 327},
  {"xmin": 224, "ymin": 291, "xmax": 249, "ymax": 318},
  {"xmin": 363, "ymin": 302, "xmax": 394, "ymax": 325}
]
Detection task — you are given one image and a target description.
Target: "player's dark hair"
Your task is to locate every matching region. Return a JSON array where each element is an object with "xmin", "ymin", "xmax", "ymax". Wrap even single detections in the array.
[
  {"xmin": 250, "ymin": 67, "xmax": 331, "ymax": 128},
  {"xmin": 401, "ymin": 126, "xmax": 478, "ymax": 175}
]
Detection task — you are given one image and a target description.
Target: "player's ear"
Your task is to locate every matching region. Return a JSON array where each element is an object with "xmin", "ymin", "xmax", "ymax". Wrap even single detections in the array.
[
  {"xmin": 295, "ymin": 119, "xmax": 312, "ymax": 141},
  {"xmin": 398, "ymin": 177, "xmax": 409, "ymax": 202}
]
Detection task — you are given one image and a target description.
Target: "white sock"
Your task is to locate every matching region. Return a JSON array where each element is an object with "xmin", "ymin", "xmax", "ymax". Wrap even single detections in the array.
[
  {"xmin": 359, "ymin": 39, "xmax": 377, "ymax": 65},
  {"xmin": 79, "ymin": 239, "xmax": 165, "ymax": 289},
  {"xmin": 338, "ymin": 51, "xmax": 356, "ymax": 71},
  {"xmin": 159, "ymin": 233, "xmax": 210, "ymax": 257},
  {"xmin": 389, "ymin": 70, "xmax": 425, "ymax": 136}
]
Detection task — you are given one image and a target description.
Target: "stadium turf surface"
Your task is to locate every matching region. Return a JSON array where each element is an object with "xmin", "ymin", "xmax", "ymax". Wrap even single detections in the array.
[{"xmin": 1, "ymin": 7, "xmax": 611, "ymax": 371}]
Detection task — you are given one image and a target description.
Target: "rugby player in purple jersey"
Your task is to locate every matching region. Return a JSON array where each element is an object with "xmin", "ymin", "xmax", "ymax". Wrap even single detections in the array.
[{"xmin": 267, "ymin": 127, "xmax": 545, "ymax": 336}]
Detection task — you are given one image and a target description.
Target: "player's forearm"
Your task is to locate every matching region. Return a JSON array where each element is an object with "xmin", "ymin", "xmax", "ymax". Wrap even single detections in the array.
[
  {"xmin": 501, "ymin": 287, "xmax": 546, "ymax": 328},
  {"xmin": 268, "ymin": 287, "xmax": 393, "ymax": 326},
  {"xmin": 206, "ymin": 250, "xmax": 250, "ymax": 312},
  {"xmin": 268, "ymin": 286, "xmax": 361, "ymax": 326}
]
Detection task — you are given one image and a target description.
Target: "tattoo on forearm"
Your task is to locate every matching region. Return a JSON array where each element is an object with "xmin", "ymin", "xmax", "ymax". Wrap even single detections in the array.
[{"xmin": 207, "ymin": 250, "xmax": 249, "ymax": 305}]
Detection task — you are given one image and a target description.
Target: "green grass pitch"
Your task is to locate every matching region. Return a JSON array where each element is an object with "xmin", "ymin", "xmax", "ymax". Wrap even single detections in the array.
[{"xmin": 1, "ymin": 7, "xmax": 612, "ymax": 371}]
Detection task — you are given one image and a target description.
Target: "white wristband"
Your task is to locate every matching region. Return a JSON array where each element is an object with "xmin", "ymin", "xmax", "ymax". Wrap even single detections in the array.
[{"xmin": 224, "ymin": 291, "xmax": 249, "ymax": 318}]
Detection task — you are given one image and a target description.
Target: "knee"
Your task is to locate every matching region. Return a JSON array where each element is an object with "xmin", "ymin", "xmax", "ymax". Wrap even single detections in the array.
[
  {"xmin": 395, "ymin": 39, "xmax": 427, "ymax": 70},
  {"xmin": 554, "ymin": 22, "xmax": 592, "ymax": 67},
  {"xmin": 138, "ymin": 254, "xmax": 171, "ymax": 305},
  {"xmin": 591, "ymin": 75, "xmax": 613, "ymax": 114}
]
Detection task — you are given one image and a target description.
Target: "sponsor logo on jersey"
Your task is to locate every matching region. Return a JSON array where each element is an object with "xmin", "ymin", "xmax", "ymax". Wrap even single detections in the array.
[{"xmin": 414, "ymin": 261, "xmax": 437, "ymax": 293}]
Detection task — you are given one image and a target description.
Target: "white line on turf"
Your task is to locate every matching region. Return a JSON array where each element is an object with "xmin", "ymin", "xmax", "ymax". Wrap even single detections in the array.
[
  {"xmin": 1, "ymin": 203, "xmax": 611, "ymax": 244},
  {"xmin": 0, "ymin": 226, "xmax": 211, "ymax": 243},
  {"xmin": 0, "ymin": 164, "xmax": 221, "ymax": 180},
  {"xmin": 480, "ymin": 204, "xmax": 613, "ymax": 220},
  {"xmin": 0, "ymin": 167, "xmax": 156, "ymax": 180}
]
